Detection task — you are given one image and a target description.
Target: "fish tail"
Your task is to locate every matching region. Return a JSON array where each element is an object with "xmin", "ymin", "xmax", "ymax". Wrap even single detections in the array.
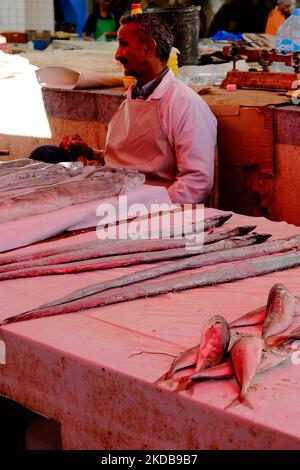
[
  {"xmin": 0, "ymin": 314, "xmax": 22, "ymax": 326},
  {"xmin": 241, "ymin": 395, "xmax": 253, "ymax": 409},
  {"xmin": 153, "ymin": 372, "xmax": 171, "ymax": 385},
  {"xmin": 224, "ymin": 396, "xmax": 240, "ymax": 410},
  {"xmin": 186, "ymin": 382, "xmax": 196, "ymax": 396},
  {"xmin": 224, "ymin": 393, "xmax": 253, "ymax": 410},
  {"xmin": 0, "ymin": 310, "xmax": 38, "ymax": 326}
]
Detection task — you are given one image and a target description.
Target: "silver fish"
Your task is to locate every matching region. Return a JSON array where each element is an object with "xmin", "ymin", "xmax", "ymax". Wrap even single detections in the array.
[
  {"xmin": 0, "ymin": 178, "xmax": 125, "ymax": 224},
  {"xmin": 3, "ymin": 250, "xmax": 300, "ymax": 326}
]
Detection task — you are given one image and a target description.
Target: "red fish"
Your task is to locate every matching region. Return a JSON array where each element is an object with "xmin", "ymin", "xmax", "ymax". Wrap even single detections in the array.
[{"xmin": 226, "ymin": 336, "xmax": 264, "ymax": 409}]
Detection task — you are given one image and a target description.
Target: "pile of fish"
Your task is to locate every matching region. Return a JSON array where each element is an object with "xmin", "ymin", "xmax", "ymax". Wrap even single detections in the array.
[
  {"xmin": 0, "ymin": 160, "xmax": 83, "ymax": 192},
  {"xmin": 155, "ymin": 283, "xmax": 300, "ymax": 410},
  {"xmin": 1, "ymin": 212, "xmax": 300, "ymax": 326},
  {"xmin": 87, "ymin": 166, "xmax": 146, "ymax": 193},
  {"xmin": 0, "ymin": 159, "xmax": 145, "ymax": 223},
  {"xmin": 0, "ymin": 159, "xmax": 76, "ymax": 192}
]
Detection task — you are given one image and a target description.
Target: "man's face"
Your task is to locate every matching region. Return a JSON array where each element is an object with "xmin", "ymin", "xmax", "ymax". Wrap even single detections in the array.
[
  {"xmin": 278, "ymin": 2, "xmax": 292, "ymax": 17},
  {"xmin": 115, "ymin": 23, "xmax": 149, "ymax": 77},
  {"xmin": 100, "ymin": 0, "xmax": 113, "ymax": 7}
]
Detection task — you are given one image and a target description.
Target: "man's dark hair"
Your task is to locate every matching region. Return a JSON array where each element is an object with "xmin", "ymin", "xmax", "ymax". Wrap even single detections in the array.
[{"xmin": 119, "ymin": 12, "xmax": 174, "ymax": 63}]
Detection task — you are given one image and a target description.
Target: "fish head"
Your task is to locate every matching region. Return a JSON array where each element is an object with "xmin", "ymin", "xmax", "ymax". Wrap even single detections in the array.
[
  {"xmin": 263, "ymin": 283, "xmax": 295, "ymax": 338},
  {"xmin": 201, "ymin": 315, "xmax": 231, "ymax": 345},
  {"xmin": 196, "ymin": 315, "xmax": 231, "ymax": 371},
  {"xmin": 266, "ymin": 283, "xmax": 289, "ymax": 308}
]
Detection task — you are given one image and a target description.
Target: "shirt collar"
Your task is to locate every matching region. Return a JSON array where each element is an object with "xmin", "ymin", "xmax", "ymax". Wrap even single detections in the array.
[
  {"xmin": 131, "ymin": 66, "xmax": 169, "ymax": 100},
  {"xmin": 126, "ymin": 68, "xmax": 176, "ymax": 100},
  {"xmin": 134, "ymin": 76, "xmax": 158, "ymax": 98}
]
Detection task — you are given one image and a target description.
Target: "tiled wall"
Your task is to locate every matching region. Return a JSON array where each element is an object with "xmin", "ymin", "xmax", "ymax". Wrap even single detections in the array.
[
  {"xmin": 25, "ymin": 0, "xmax": 54, "ymax": 31},
  {"xmin": 0, "ymin": 0, "xmax": 26, "ymax": 31},
  {"xmin": 0, "ymin": 0, "xmax": 54, "ymax": 32}
]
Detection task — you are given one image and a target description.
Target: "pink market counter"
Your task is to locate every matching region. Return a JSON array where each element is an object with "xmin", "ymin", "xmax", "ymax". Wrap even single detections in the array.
[{"xmin": 0, "ymin": 208, "xmax": 300, "ymax": 450}]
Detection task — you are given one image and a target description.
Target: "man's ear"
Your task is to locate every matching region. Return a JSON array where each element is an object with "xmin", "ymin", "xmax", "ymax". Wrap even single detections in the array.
[{"xmin": 145, "ymin": 37, "xmax": 157, "ymax": 57}]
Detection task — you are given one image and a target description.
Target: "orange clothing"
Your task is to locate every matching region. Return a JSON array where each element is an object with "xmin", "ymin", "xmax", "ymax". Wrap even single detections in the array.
[{"xmin": 265, "ymin": 7, "xmax": 286, "ymax": 35}]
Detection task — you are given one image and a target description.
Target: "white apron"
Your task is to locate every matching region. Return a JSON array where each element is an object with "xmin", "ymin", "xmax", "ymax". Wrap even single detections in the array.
[{"xmin": 104, "ymin": 98, "xmax": 176, "ymax": 187}]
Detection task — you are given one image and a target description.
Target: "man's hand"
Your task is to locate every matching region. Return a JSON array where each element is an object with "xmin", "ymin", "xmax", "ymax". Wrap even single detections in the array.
[
  {"xmin": 59, "ymin": 134, "xmax": 105, "ymax": 163},
  {"xmin": 78, "ymin": 156, "xmax": 101, "ymax": 167},
  {"xmin": 59, "ymin": 134, "xmax": 94, "ymax": 160},
  {"xmin": 104, "ymin": 32, "xmax": 117, "ymax": 39},
  {"xmin": 82, "ymin": 33, "xmax": 94, "ymax": 42},
  {"xmin": 59, "ymin": 134, "xmax": 87, "ymax": 151}
]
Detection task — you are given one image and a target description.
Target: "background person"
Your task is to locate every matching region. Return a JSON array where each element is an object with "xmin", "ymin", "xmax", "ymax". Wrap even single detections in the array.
[
  {"xmin": 82, "ymin": 0, "xmax": 120, "ymax": 41},
  {"xmin": 208, "ymin": 0, "xmax": 274, "ymax": 36},
  {"xmin": 265, "ymin": 0, "xmax": 292, "ymax": 35}
]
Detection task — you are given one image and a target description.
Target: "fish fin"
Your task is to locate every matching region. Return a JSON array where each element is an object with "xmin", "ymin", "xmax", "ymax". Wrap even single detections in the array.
[
  {"xmin": 153, "ymin": 372, "xmax": 171, "ymax": 386},
  {"xmin": 153, "ymin": 378, "xmax": 178, "ymax": 391},
  {"xmin": 266, "ymin": 336, "xmax": 292, "ymax": 348},
  {"xmin": 186, "ymin": 382, "xmax": 196, "ymax": 396},
  {"xmin": 172, "ymin": 376, "xmax": 192, "ymax": 394},
  {"xmin": 229, "ymin": 321, "xmax": 263, "ymax": 328},
  {"xmin": 224, "ymin": 394, "xmax": 253, "ymax": 411}
]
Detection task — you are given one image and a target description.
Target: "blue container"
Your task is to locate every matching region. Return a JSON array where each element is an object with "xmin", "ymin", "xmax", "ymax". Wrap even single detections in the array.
[{"xmin": 33, "ymin": 40, "xmax": 51, "ymax": 50}]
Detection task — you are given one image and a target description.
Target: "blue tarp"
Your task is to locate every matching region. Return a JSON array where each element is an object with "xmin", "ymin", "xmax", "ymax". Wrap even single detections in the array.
[{"xmin": 212, "ymin": 30, "xmax": 243, "ymax": 41}]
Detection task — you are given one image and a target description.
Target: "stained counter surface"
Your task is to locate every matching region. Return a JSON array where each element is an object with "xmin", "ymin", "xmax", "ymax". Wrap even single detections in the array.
[{"xmin": 0, "ymin": 208, "xmax": 300, "ymax": 449}]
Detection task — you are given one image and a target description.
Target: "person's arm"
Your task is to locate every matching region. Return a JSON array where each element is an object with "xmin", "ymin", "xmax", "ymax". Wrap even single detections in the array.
[
  {"xmin": 104, "ymin": 31, "xmax": 117, "ymax": 39},
  {"xmin": 91, "ymin": 147, "xmax": 105, "ymax": 162},
  {"xmin": 82, "ymin": 32, "xmax": 94, "ymax": 41},
  {"xmin": 82, "ymin": 13, "xmax": 96, "ymax": 41},
  {"xmin": 166, "ymin": 91, "xmax": 217, "ymax": 205}
]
